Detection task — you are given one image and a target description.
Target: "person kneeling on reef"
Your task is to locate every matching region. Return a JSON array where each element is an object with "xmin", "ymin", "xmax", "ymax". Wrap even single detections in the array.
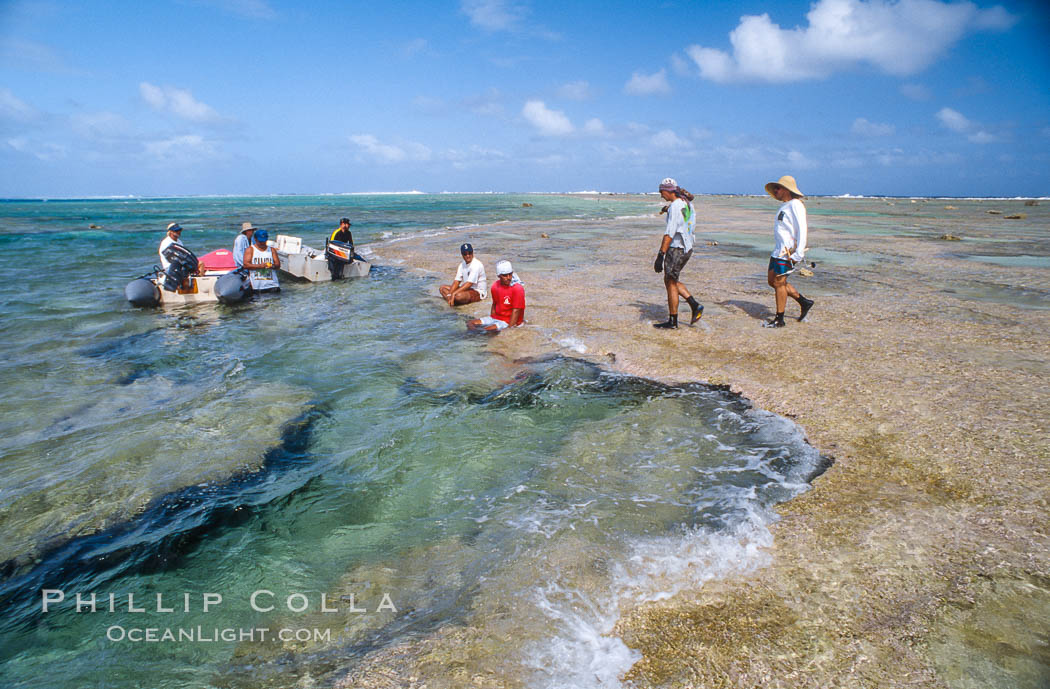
[
  {"xmin": 468, "ymin": 260, "xmax": 524, "ymax": 332},
  {"xmin": 242, "ymin": 229, "xmax": 281, "ymax": 292},
  {"xmin": 653, "ymin": 177, "xmax": 703, "ymax": 329},
  {"xmin": 439, "ymin": 242, "xmax": 487, "ymax": 306},
  {"xmin": 764, "ymin": 175, "xmax": 814, "ymax": 328}
]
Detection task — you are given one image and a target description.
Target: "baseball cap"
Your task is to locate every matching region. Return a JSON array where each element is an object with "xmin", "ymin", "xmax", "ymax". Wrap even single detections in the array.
[
  {"xmin": 254, "ymin": 229, "xmax": 269, "ymax": 244},
  {"xmin": 496, "ymin": 260, "xmax": 513, "ymax": 275},
  {"xmin": 460, "ymin": 243, "xmax": 474, "ymax": 255},
  {"xmin": 166, "ymin": 222, "xmax": 182, "ymax": 233}
]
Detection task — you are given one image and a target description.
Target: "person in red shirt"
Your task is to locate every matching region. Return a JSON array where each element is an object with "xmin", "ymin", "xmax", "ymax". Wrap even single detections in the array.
[{"xmin": 468, "ymin": 260, "xmax": 525, "ymax": 332}]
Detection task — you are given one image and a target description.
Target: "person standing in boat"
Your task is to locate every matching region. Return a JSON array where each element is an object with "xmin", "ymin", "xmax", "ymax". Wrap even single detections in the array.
[
  {"xmin": 158, "ymin": 222, "xmax": 205, "ymax": 274},
  {"xmin": 439, "ymin": 243, "xmax": 487, "ymax": 306},
  {"xmin": 233, "ymin": 222, "xmax": 256, "ymax": 268},
  {"xmin": 652, "ymin": 178, "xmax": 703, "ymax": 329},
  {"xmin": 764, "ymin": 175, "xmax": 814, "ymax": 328},
  {"xmin": 242, "ymin": 229, "xmax": 281, "ymax": 292}
]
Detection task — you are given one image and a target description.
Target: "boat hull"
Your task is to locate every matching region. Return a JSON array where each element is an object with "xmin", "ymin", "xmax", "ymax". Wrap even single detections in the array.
[{"xmin": 272, "ymin": 235, "xmax": 371, "ymax": 282}]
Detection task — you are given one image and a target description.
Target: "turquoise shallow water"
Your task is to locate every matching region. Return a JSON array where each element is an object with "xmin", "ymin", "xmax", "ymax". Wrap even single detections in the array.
[{"xmin": 0, "ymin": 195, "xmax": 827, "ymax": 688}]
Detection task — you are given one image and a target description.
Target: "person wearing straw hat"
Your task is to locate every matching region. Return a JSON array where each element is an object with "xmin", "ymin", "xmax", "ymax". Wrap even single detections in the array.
[
  {"xmin": 467, "ymin": 260, "xmax": 524, "ymax": 332},
  {"xmin": 652, "ymin": 177, "xmax": 703, "ymax": 329},
  {"xmin": 764, "ymin": 175, "xmax": 814, "ymax": 328},
  {"xmin": 233, "ymin": 221, "xmax": 256, "ymax": 268}
]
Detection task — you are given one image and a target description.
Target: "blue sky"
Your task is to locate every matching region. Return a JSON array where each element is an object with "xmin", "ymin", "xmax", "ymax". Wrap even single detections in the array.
[{"xmin": 1, "ymin": 0, "xmax": 1048, "ymax": 197}]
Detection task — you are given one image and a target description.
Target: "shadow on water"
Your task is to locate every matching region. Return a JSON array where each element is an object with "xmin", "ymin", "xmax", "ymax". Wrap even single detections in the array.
[{"xmin": 0, "ymin": 405, "xmax": 333, "ymax": 631}]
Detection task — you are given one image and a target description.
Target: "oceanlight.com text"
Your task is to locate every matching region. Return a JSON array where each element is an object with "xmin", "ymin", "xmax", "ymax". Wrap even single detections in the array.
[{"xmin": 106, "ymin": 626, "xmax": 331, "ymax": 643}]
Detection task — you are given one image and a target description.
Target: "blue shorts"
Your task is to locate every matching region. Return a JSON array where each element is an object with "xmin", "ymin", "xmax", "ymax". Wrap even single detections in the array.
[
  {"xmin": 477, "ymin": 316, "xmax": 510, "ymax": 331},
  {"xmin": 768, "ymin": 257, "xmax": 793, "ymax": 275}
]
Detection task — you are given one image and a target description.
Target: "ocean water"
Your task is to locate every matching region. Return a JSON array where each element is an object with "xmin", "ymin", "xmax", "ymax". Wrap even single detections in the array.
[{"xmin": 0, "ymin": 194, "xmax": 829, "ymax": 688}]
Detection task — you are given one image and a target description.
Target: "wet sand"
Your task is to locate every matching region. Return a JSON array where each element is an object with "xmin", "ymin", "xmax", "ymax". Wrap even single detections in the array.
[{"xmin": 345, "ymin": 196, "xmax": 1050, "ymax": 688}]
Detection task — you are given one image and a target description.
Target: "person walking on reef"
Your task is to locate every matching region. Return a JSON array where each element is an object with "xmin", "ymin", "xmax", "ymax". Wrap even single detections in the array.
[
  {"xmin": 653, "ymin": 177, "xmax": 702, "ymax": 329},
  {"xmin": 764, "ymin": 175, "xmax": 814, "ymax": 328}
]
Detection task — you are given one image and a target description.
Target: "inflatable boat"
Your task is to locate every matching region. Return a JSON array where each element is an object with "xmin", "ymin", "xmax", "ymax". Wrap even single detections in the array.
[
  {"xmin": 271, "ymin": 234, "xmax": 371, "ymax": 282},
  {"xmin": 125, "ymin": 245, "xmax": 250, "ymax": 307}
]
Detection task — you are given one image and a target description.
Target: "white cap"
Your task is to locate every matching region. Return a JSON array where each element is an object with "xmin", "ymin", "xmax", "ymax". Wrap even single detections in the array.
[{"xmin": 496, "ymin": 260, "xmax": 513, "ymax": 275}]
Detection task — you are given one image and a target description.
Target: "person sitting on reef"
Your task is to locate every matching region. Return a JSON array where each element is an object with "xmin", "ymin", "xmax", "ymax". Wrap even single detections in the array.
[
  {"xmin": 233, "ymin": 222, "xmax": 256, "ymax": 268},
  {"xmin": 242, "ymin": 229, "xmax": 281, "ymax": 292},
  {"xmin": 467, "ymin": 260, "xmax": 525, "ymax": 332},
  {"xmin": 764, "ymin": 175, "xmax": 814, "ymax": 328},
  {"xmin": 158, "ymin": 222, "xmax": 205, "ymax": 274},
  {"xmin": 330, "ymin": 217, "xmax": 365, "ymax": 261},
  {"xmin": 439, "ymin": 243, "xmax": 487, "ymax": 306}
]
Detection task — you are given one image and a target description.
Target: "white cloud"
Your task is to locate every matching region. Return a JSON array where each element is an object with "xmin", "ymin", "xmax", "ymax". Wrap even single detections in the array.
[
  {"xmin": 557, "ymin": 80, "xmax": 593, "ymax": 101},
  {"xmin": 461, "ymin": 0, "xmax": 525, "ymax": 31},
  {"xmin": 349, "ymin": 134, "xmax": 431, "ymax": 163},
  {"xmin": 851, "ymin": 117, "xmax": 895, "ymax": 136},
  {"xmin": 71, "ymin": 111, "xmax": 132, "ymax": 139},
  {"xmin": 936, "ymin": 107, "xmax": 971, "ymax": 133},
  {"xmin": 583, "ymin": 118, "xmax": 606, "ymax": 136},
  {"xmin": 624, "ymin": 68, "xmax": 670, "ymax": 96},
  {"xmin": 650, "ymin": 129, "xmax": 691, "ymax": 149},
  {"xmin": 686, "ymin": 0, "xmax": 1016, "ymax": 83},
  {"xmin": 140, "ymin": 82, "xmax": 222, "ymax": 123},
  {"xmin": 144, "ymin": 135, "xmax": 218, "ymax": 162},
  {"xmin": 6, "ymin": 136, "xmax": 66, "ymax": 160},
  {"xmin": 0, "ymin": 88, "xmax": 39, "ymax": 123},
  {"xmin": 935, "ymin": 107, "xmax": 996, "ymax": 143},
  {"xmin": 787, "ymin": 149, "xmax": 818, "ymax": 169},
  {"xmin": 522, "ymin": 100, "xmax": 573, "ymax": 136}
]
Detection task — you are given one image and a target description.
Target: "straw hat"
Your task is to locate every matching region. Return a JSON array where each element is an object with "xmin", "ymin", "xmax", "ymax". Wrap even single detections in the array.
[
  {"xmin": 241, "ymin": 222, "xmax": 257, "ymax": 233},
  {"xmin": 765, "ymin": 175, "xmax": 804, "ymax": 199}
]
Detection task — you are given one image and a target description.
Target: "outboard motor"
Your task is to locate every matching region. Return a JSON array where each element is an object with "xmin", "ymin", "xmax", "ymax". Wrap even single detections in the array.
[
  {"xmin": 125, "ymin": 276, "xmax": 161, "ymax": 307},
  {"xmin": 325, "ymin": 238, "xmax": 355, "ymax": 279},
  {"xmin": 161, "ymin": 243, "xmax": 199, "ymax": 291},
  {"xmin": 215, "ymin": 269, "xmax": 250, "ymax": 304}
]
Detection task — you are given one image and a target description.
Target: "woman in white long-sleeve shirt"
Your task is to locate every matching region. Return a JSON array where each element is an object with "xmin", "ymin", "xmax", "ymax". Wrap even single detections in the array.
[{"xmin": 764, "ymin": 175, "xmax": 814, "ymax": 328}]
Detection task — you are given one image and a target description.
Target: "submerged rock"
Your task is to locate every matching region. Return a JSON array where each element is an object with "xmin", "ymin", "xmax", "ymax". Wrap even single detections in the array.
[
  {"xmin": 522, "ymin": 202, "xmax": 533, "ymax": 207},
  {"xmin": 1005, "ymin": 214, "xmax": 1026, "ymax": 220},
  {"xmin": 943, "ymin": 205, "xmax": 957, "ymax": 210},
  {"xmin": 939, "ymin": 234, "xmax": 962, "ymax": 241},
  {"xmin": 987, "ymin": 210, "xmax": 1002, "ymax": 215},
  {"xmin": 1024, "ymin": 200, "xmax": 1038, "ymax": 206},
  {"xmin": 540, "ymin": 233, "xmax": 549, "ymax": 238}
]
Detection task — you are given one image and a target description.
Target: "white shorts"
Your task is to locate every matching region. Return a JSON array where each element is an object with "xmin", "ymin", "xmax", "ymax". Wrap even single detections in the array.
[{"xmin": 477, "ymin": 316, "xmax": 510, "ymax": 331}]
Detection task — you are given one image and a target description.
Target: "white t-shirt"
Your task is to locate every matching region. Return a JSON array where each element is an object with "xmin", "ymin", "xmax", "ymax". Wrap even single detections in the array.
[
  {"xmin": 454, "ymin": 258, "xmax": 487, "ymax": 299},
  {"xmin": 771, "ymin": 198, "xmax": 808, "ymax": 262},
  {"xmin": 158, "ymin": 235, "xmax": 183, "ymax": 270},
  {"xmin": 664, "ymin": 198, "xmax": 695, "ymax": 253}
]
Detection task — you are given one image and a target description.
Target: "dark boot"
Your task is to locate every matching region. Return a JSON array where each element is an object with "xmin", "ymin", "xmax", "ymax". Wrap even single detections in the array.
[
  {"xmin": 797, "ymin": 296, "xmax": 814, "ymax": 321},
  {"xmin": 653, "ymin": 314, "xmax": 678, "ymax": 329},
  {"xmin": 685, "ymin": 296, "xmax": 704, "ymax": 325}
]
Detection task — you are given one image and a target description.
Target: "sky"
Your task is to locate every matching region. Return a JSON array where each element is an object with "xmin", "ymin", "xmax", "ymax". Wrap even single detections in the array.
[{"xmin": 1, "ymin": 0, "xmax": 1048, "ymax": 197}]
